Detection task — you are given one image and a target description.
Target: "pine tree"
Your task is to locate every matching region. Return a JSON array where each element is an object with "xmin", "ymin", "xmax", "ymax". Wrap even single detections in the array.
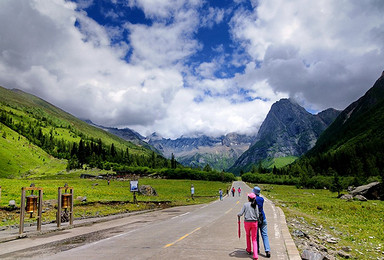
[
  {"xmin": 330, "ymin": 170, "xmax": 343, "ymax": 197},
  {"xmin": 203, "ymin": 164, "xmax": 212, "ymax": 172},
  {"xmin": 171, "ymin": 153, "xmax": 176, "ymax": 169}
]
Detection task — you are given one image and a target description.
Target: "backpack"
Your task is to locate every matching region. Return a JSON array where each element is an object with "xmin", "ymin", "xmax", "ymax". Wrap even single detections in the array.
[{"xmin": 258, "ymin": 210, "xmax": 264, "ymax": 225}]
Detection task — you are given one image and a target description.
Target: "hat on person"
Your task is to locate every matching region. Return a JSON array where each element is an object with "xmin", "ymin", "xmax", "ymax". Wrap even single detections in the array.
[
  {"xmin": 253, "ymin": 186, "xmax": 261, "ymax": 195},
  {"xmin": 247, "ymin": 193, "xmax": 256, "ymax": 199}
]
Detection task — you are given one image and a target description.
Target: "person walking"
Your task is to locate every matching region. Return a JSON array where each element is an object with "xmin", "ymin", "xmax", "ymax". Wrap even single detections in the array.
[
  {"xmin": 238, "ymin": 187, "xmax": 242, "ymax": 196},
  {"xmin": 253, "ymin": 186, "xmax": 271, "ymax": 258},
  {"xmin": 232, "ymin": 187, "xmax": 235, "ymax": 197},
  {"xmin": 219, "ymin": 189, "xmax": 223, "ymax": 200},
  {"xmin": 237, "ymin": 193, "xmax": 259, "ymax": 260},
  {"xmin": 191, "ymin": 184, "xmax": 195, "ymax": 200}
]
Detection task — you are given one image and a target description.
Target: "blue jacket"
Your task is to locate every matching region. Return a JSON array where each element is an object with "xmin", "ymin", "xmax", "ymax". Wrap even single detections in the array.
[{"xmin": 256, "ymin": 195, "xmax": 266, "ymax": 220}]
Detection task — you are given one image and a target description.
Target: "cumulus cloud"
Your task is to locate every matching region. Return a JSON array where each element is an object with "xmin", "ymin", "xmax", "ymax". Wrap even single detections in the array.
[
  {"xmin": 0, "ymin": 0, "xmax": 182, "ymax": 129},
  {"xmin": 230, "ymin": 0, "xmax": 384, "ymax": 111},
  {"xmin": 0, "ymin": 0, "xmax": 382, "ymax": 140}
]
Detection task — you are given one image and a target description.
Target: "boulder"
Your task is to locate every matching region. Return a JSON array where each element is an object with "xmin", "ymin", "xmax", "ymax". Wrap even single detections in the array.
[
  {"xmin": 76, "ymin": 196, "xmax": 87, "ymax": 202},
  {"xmin": 301, "ymin": 249, "xmax": 325, "ymax": 260},
  {"xmin": 337, "ymin": 250, "xmax": 351, "ymax": 258},
  {"xmin": 354, "ymin": 195, "xmax": 367, "ymax": 201},
  {"xmin": 349, "ymin": 182, "xmax": 381, "ymax": 200},
  {"xmin": 139, "ymin": 185, "xmax": 157, "ymax": 196},
  {"xmin": 340, "ymin": 194, "xmax": 353, "ymax": 201}
]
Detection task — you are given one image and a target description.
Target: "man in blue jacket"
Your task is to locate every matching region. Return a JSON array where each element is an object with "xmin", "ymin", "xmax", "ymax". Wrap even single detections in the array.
[{"xmin": 253, "ymin": 186, "xmax": 271, "ymax": 258}]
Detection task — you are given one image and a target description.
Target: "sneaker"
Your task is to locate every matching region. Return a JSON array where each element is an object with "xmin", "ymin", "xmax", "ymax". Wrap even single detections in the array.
[
  {"xmin": 246, "ymin": 250, "xmax": 252, "ymax": 255},
  {"xmin": 266, "ymin": 251, "xmax": 271, "ymax": 258}
]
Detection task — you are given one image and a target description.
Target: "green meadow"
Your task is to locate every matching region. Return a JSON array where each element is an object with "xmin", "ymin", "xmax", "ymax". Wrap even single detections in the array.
[
  {"xmin": 0, "ymin": 177, "xmax": 230, "ymax": 226},
  {"xmin": 259, "ymin": 184, "xmax": 384, "ymax": 260}
]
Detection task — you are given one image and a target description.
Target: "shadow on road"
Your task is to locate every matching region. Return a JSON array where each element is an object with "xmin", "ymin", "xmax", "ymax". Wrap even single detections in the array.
[{"xmin": 228, "ymin": 248, "xmax": 251, "ymax": 258}]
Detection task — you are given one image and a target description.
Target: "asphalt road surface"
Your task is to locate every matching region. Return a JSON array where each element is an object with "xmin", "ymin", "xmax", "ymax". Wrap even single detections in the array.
[{"xmin": 0, "ymin": 181, "xmax": 298, "ymax": 259}]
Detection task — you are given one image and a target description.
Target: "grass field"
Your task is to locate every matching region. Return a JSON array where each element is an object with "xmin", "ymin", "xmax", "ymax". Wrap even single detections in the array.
[
  {"xmin": 0, "ymin": 124, "xmax": 67, "ymax": 178},
  {"xmin": 258, "ymin": 184, "xmax": 384, "ymax": 260},
  {"xmin": 0, "ymin": 177, "xmax": 231, "ymax": 226}
]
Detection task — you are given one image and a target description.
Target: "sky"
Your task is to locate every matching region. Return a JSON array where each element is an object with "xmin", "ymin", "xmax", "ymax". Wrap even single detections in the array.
[{"xmin": 0, "ymin": 0, "xmax": 383, "ymax": 139}]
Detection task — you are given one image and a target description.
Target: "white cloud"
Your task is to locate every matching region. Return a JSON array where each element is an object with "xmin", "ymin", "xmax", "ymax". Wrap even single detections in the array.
[
  {"xmin": 127, "ymin": 19, "xmax": 201, "ymax": 68},
  {"xmin": 0, "ymin": 0, "xmax": 183, "ymax": 129},
  {"xmin": 127, "ymin": 0, "xmax": 202, "ymax": 20},
  {"xmin": 230, "ymin": 0, "xmax": 384, "ymax": 110},
  {"xmin": 0, "ymin": 0, "xmax": 382, "ymax": 140}
]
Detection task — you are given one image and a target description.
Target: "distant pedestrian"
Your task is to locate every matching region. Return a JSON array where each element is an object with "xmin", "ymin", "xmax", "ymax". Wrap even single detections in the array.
[
  {"xmin": 253, "ymin": 186, "xmax": 271, "ymax": 258},
  {"xmin": 238, "ymin": 193, "xmax": 259, "ymax": 260},
  {"xmin": 238, "ymin": 187, "xmax": 242, "ymax": 196},
  {"xmin": 191, "ymin": 184, "xmax": 195, "ymax": 200},
  {"xmin": 219, "ymin": 189, "xmax": 223, "ymax": 200},
  {"xmin": 232, "ymin": 187, "xmax": 235, "ymax": 197},
  {"xmin": 108, "ymin": 179, "xmax": 110, "ymax": 185}
]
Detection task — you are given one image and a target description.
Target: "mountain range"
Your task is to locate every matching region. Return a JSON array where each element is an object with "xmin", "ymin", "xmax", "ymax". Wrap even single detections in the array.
[
  {"xmin": 97, "ymin": 98, "xmax": 340, "ymax": 172},
  {"xmin": 229, "ymin": 99, "xmax": 340, "ymax": 174},
  {"xmin": 146, "ymin": 132, "xmax": 255, "ymax": 171},
  {"xmin": 2, "ymin": 71, "xmax": 383, "ymax": 178}
]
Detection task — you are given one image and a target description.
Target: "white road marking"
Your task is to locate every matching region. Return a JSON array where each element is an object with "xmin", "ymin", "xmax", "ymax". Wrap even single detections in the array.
[
  {"xmin": 171, "ymin": 212, "xmax": 190, "ymax": 219},
  {"xmin": 274, "ymin": 223, "xmax": 281, "ymax": 239}
]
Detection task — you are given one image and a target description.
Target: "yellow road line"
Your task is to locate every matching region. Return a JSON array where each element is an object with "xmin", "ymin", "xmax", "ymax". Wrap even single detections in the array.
[
  {"xmin": 225, "ymin": 208, "xmax": 233, "ymax": 214},
  {"xmin": 236, "ymin": 201, "xmax": 239, "ymax": 204},
  {"xmin": 164, "ymin": 227, "xmax": 201, "ymax": 248}
]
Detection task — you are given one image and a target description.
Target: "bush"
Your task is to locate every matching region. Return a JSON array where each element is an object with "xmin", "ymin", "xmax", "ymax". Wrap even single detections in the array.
[
  {"xmin": 159, "ymin": 168, "xmax": 235, "ymax": 182},
  {"xmin": 241, "ymin": 172, "xmax": 298, "ymax": 185}
]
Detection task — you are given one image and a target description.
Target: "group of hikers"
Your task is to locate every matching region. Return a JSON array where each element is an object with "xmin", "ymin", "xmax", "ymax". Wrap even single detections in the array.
[
  {"xmin": 193, "ymin": 183, "xmax": 271, "ymax": 260},
  {"xmin": 230, "ymin": 186, "xmax": 241, "ymax": 197},
  {"xmin": 237, "ymin": 186, "xmax": 271, "ymax": 260}
]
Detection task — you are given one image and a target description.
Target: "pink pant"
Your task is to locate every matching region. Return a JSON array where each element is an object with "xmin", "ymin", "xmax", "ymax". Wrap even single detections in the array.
[{"xmin": 244, "ymin": 221, "xmax": 258, "ymax": 259}]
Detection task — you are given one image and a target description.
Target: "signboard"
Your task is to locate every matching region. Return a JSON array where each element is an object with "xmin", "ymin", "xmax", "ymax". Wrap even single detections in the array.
[{"xmin": 130, "ymin": 180, "xmax": 138, "ymax": 192}]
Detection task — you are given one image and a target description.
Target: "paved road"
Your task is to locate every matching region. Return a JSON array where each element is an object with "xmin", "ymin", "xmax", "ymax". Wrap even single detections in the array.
[{"xmin": 0, "ymin": 181, "xmax": 300, "ymax": 259}]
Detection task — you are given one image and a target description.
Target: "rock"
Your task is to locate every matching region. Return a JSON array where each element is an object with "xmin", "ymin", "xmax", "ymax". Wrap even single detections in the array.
[
  {"xmin": 341, "ymin": 246, "xmax": 352, "ymax": 252},
  {"xmin": 43, "ymin": 199, "xmax": 57, "ymax": 208},
  {"xmin": 8, "ymin": 200, "xmax": 16, "ymax": 209},
  {"xmin": 76, "ymin": 196, "xmax": 87, "ymax": 202},
  {"xmin": 301, "ymin": 249, "xmax": 325, "ymax": 260},
  {"xmin": 326, "ymin": 238, "xmax": 338, "ymax": 244},
  {"xmin": 347, "ymin": 186, "xmax": 355, "ymax": 192},
  {"xmin": 340, "ymin": 194, "xmax": 353, "ymax": 200},
  {"xmin": 318, "ymin": 245, "xmax": 328, "ymax": 252},
  {"xmin": 349, "ymin": 182, "xmax": 382, "ymax": 200},
  {"xmin": 337, "ymin": 250, "xmax": 351, "ymax": 258},
  {"xmin": 354, "ymin": 194, "xmax": 367, "ymax": 201},
  {"xmin": 293, "ymin": 229, "xmax": 307, "ymax": 238},
  {"xmin": 138, "ymin": 185, "xmax": 157, "ymax": 196}
]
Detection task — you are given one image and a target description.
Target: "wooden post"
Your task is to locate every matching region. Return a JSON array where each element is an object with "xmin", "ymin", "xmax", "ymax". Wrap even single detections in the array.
[
  {"xmin": 57, "ymin": 185, "xmax": 74, "ymax": 228},
  {"xmin": 133, "ymin": 191, "xmax": 137, "ymax": 204},
  {"xmin": 19, "ymin": 186, "xmax": 43, "ymax": 235},
  {"xmin": 37, "ymin": 189, "xmax": 43, "ymax": 231},
  {"xmin": 19, "ymin": 188, "xmax": 26, "ymax": 235},
  {"xmin": 57, "ymin": 187, "xmax": 62, "ymax": 227},
  {"xmin": 69, "ymin": 188, "xmax": 74, "ymax": 225}
]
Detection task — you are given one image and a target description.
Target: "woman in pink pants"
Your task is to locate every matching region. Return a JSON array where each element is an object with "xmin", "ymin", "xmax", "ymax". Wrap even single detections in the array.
[{"xmin": 238, "ymin": 193, "xmax": 259, "ymax": 260}]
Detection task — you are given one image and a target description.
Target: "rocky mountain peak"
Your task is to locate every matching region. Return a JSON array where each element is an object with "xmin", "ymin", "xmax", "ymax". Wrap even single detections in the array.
[{"xmin": 229, "ymin": 98, "xmax": 340, "ymax": 173}]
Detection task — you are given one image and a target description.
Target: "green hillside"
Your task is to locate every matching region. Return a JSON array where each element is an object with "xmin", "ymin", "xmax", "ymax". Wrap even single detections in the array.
[
  {"xmin": 0, "ymin": 86, "xmax": 166, "ymax": 178},
  {"xmin": 0, "ymin": 123, "xmax": 67, "ymax": 178},
  {"xmin": 283, "ymin": 75, "xmax": 384, "ymax": 188}
]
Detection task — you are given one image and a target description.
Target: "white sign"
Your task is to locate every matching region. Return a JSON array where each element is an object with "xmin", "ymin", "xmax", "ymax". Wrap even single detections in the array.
[{"xmin": 130, "ymin": 180, "xmax": 138, "ymax": 192}]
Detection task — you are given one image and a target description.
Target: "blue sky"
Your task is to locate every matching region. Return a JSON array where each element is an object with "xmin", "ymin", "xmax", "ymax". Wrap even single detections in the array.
[{"xmin": 0, "ymin": 0, "xmax": 383, "ymax": 138}]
